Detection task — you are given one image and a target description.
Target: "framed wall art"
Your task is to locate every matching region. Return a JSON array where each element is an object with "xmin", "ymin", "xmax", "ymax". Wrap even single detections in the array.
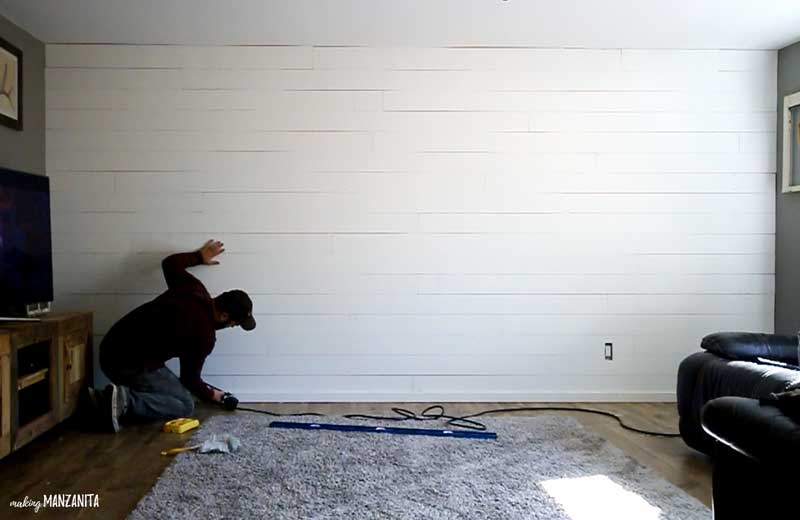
[
  {"xmin": 782, "ymin": 90, "xmax": 800, "ymax": 193},
  {"xmin": 0, "ymin": 36, "xmax": 22, "ymax": 131}
]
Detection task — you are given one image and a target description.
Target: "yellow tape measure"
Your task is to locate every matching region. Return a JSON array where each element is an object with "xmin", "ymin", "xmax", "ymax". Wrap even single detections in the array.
[{"xmin": 163, "ymin": 418, "xmax": 200, "ymax": 434}]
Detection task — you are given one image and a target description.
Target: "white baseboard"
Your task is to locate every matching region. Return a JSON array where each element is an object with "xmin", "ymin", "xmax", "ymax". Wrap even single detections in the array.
[{"xmin": 236, "ymin": 391, "xmax": 677, "ymax": 403}]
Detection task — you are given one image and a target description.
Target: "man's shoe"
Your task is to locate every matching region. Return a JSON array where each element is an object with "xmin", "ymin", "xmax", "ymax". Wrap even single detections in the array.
[
  {"xmin": 76, "ymin": 386, "xmax": 102, "ymax": 427},
  {"xmin": 86, "ymin": 387, "xmax": 102, "ymax": 409},
  {"xmin": 78, "ymin": 386, "xmax": 102, "ymax": 415},
  {"xmin": 103, "ymin": 384, "xmax": 128, "ymax": 433}
]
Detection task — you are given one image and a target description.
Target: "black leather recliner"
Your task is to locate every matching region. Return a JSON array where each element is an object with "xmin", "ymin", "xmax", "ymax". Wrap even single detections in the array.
[
  {"xmin": 702, "ymin": 396, "xmax": 800, "ymax": 518},
  {"xmin": 677, "ymin": 332, "xmax": 800, "ymax": 518},
  {"xmin": 677, "ymin": 332, "xmax": 800, "ymax": 454}
]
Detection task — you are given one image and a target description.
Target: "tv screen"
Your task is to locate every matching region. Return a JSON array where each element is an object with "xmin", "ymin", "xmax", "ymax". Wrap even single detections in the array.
[{"xmin": 0, "ymin": 168, "xmax": 53, "ymax": 311}]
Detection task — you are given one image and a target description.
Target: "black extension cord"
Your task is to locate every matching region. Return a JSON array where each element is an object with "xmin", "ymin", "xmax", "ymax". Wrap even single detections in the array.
[{"xmin": 235, "ymin": 404, "xmax": 681, "ymax": 437}]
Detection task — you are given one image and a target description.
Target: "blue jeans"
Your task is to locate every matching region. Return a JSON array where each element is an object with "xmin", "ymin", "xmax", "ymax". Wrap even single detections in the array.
[{"xmin": 102, "ymin": 365, "xmax": 195, "ymax": 420}]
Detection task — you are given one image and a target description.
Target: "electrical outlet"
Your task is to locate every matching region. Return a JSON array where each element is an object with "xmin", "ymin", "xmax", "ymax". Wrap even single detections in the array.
[{"xmin": 604, "ymin": 342, "xmax": 613, "ymax": 360}]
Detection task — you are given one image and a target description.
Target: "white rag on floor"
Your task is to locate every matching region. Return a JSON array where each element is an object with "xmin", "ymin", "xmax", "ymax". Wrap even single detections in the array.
[{"xmin": 199, "ymin": 434, "xmax": 241, "ymax": 454}]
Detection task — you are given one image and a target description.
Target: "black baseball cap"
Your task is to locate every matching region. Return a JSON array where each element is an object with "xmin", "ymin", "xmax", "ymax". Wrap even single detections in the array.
[{"xmin": 216, "ymin": 290, "xmax": 256, "ymax": 331}]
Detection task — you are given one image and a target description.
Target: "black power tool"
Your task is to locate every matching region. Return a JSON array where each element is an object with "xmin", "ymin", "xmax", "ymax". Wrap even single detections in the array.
[{"xmin": 221, "ymin": 392, "xmax": 239, "ymax": 411}]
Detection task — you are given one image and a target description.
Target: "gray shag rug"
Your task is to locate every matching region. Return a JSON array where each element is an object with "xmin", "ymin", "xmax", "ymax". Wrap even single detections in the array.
[{"xmin": 130, "ymin": 414, "xmax": 709, "ymax": 519}]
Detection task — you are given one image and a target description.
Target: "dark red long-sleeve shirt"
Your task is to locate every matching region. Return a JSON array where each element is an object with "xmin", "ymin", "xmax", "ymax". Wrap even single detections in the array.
[{"xmin": 99, "ymin": 251, "xmax": 217, "ymax": 401}]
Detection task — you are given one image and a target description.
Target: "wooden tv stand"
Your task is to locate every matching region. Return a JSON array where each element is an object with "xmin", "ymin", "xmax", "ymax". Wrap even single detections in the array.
[{"xmin": 0, "ymin": 312, "xmax": 92, "ymax": 459}]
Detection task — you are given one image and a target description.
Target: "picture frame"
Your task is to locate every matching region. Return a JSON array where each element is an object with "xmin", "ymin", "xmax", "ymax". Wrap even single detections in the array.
[
  {"xmin": 0, "ymin": 36, "xmax": 22, "ymax": 131},
  {"xmin": 782, "ymin": 90, "xmax": 800, "ymax": 193}
]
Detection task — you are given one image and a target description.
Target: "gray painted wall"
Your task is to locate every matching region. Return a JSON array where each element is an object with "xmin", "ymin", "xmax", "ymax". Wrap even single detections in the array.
[
  {"xmin": 0, "ymin": 13, "xmax": 44, "ymax": 175},
  {"xmin": 776, "ymin": 40, "xmax": 800, "ymax": 333}
]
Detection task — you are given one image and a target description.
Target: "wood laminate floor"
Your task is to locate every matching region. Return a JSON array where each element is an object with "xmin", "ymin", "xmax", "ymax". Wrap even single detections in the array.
[{"xmin": 0, "ymin": 402, "xmax": 711, "ymax": 519}]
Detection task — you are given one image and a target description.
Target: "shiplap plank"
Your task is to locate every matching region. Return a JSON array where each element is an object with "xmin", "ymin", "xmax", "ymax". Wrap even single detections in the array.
[
  {"xmin": 417, "ymin": 273, "xmax": 774, "ymax": 295},
  {"xmin": 48, "ymin": 108, "xmax": 528, "ymax": 132},
  {"xmin": 596, "ymin": 152, "xmax": 775, "ymax": 173},
  {"xmin": 530, "ymin": 112, "xmax": 776, "ymax": 133},
  {"xmin": 606, "ymin": 294, "xmax": 773, "ymax": 315},
  {"xmin": 51, "ymin": 209, "xmax": 418, "ymax": 234},
  {"xmin": 485, "ymin": 172, "xmax": 775, "ymax": 194},
  {"xmin": 384, "ymin": 90, "xmax": 695, "ymax": 112},
  {"xmin": 46, "ymin": 129, "xmax": 372, "ymax": 153},
  {"xmin": 47, "ymin": 44, "xmax": 312, "ymax": 69},
  {"xmin": 419, "ymin": 212, "xmax": 774, "ymax": 234},
  {"xmin": 409, "ymin": 374, "xmax": 677, "ymax": 395},
  {"xmin": 207, "ymin": 375, "xmax": 416, "ymax": 396},
  {"xmin": 375, "ymin": 131, "xmax": 740, "ymax": 154},
  {"xmin": 389, "ymin": 48, "xmax": 623, "ymax": 72},
  {"xmin": 47, "ymin": 89, "xmax": 357, "ymax": 111}
]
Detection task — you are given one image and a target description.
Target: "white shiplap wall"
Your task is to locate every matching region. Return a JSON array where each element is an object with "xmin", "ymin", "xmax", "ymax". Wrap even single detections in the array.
[{"xmin": 45, "ymin": 45, "xmax": 776, "ymax": 401}]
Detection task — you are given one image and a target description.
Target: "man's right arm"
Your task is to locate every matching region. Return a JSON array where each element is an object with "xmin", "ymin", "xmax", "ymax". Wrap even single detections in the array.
[
  {"xmin": 162, "ymin": 251, "xmax": 204, "ymax": 290},
  {"xmin": 162, "ymin": 239, "xmax": 225, "ymax": 289},
  {"xmin": 179, "ymin": 352, "xmax": 220, "ymax": 403}
]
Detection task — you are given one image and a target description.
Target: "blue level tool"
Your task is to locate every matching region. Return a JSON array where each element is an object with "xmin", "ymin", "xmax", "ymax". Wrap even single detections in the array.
[{"xmin": 269, "ymin": 421, "xmax": 497, "ymax": 440}]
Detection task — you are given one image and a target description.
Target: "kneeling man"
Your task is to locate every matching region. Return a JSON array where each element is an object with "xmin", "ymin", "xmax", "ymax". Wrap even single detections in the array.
[{"xmin": 91, "ymin": 239, "xmax": 255, "ymax": 432}]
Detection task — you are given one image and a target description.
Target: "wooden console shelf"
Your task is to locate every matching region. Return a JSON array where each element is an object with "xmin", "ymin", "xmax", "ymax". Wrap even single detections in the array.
[
  {"xmin": 17, "ymin": 369, "xmax": 49, "ymax": 391},
  {"xmin": 0, "ymin": 312, "xmax": 92, "ymax": 459}
]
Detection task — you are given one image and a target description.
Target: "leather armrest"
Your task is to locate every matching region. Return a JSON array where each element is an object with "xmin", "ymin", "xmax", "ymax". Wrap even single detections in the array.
[
  {"xmin": 701, "ymin": 332, "xmax": 798, "ymax": 365},
  {"xmin": 701, "ymin": 396, "xmax": 800, "ymax": 464}
]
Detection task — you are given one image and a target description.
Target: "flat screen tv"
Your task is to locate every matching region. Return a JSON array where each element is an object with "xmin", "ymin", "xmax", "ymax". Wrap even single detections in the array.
[{"xmin": 0, "ymin": 168, "xmax": 53, "ymax": 315}]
